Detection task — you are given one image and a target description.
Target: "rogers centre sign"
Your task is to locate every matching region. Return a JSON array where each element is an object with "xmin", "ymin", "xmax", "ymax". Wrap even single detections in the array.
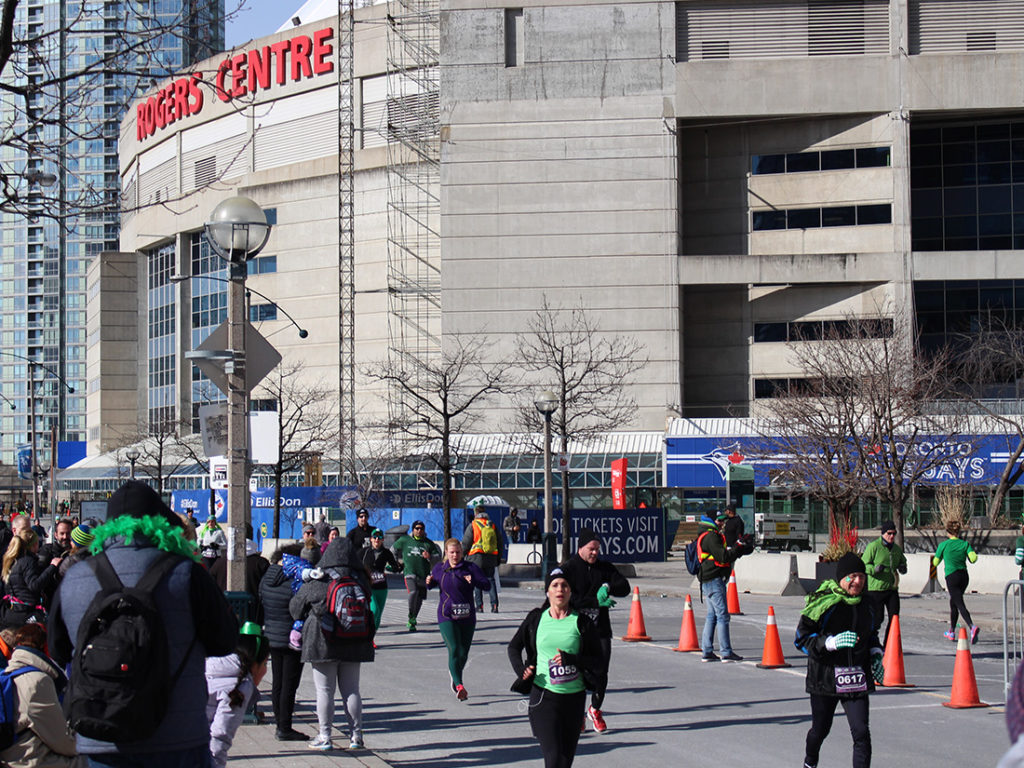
[{"xmin": 137, "ymin": 28, "xmax": 335, "ymax": 142}]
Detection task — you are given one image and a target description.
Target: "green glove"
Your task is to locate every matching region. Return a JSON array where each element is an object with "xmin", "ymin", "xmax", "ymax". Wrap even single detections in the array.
[
  {"xmin": 871, "ymin": 654, "xmax": 884, "ymax": 684},
  {"xmin": 826, "ymin": 631, "xmax": 857, "ymax": 651},
  {"xmin": 596, "ymin": 584, "xmax": 616, "ymax": 608}
]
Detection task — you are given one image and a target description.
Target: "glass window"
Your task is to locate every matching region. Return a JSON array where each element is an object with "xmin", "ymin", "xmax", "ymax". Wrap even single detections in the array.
[
  {"xmin": 821, "ymin": 206, "xmax": 856, "ymax": 227},
  {"xmin": 751, "ymin": 154, "xmax": 785, "ymax": 175},
  {"xmin": 944, "ymin": 187, "xmax": 977, "ymax": 215},
  {"xmin": 787, "ymin": 208, "xmax": 820, "ymax": 229},
  {"xmin": 857, "ymin": 204, "xmax": 892, "ymax": 225},
  {"xmin": 820, "ymin": 149, "xmax": 855, "ymax": 170},
  {"xmin": 786, "ymin": 152, "xmax": 819, "ymax": 173},
  {"xmin": 752, "ymin": 210, "xmax": 786, "ymax": 231},
  {"xmin": 856, "ymin": 147, "xmax": 890, "ymax": 168},
  {"xmin": 753, "ymin": 322, "xmax": 787, "ymax": 342},
  {"xmin": 789, "ymin": 321, "xmax": 822, "ymax": 341}
]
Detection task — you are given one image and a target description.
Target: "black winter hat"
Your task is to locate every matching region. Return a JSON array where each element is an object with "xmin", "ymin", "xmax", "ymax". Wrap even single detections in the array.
[
  {"xmin": 879, "ymin": 519, "xmax": 896, "ymax": 534},
  {"xmin": 106, "ymin": 480, "xmax": 183, "ymax": 528},
  {"xmin": 834, "ymin": 552, "xmax": 866, "ymax": 583},
  {"xmin": 577, "ymin": 527, "xmax": 600, "ymax": 549},
  {"xmin": 545, "ymin": 567, "xmax": 570, "ymax": 591}
]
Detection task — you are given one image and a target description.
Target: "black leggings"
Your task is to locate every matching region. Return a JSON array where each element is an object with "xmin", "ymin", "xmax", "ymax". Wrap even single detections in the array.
[
  {"xmin": 804, "ymin": 694, "xmax": 871, "ymax": 768},
  {"xmin": 269, "ymin": 647, "xmax": 304, "ymax": 732},
  {"xmin": 529, "ymin": 686, "xmax": 586, "ymax": 768},
  {"xmin": 945, "ymin": 569, "xmax": 973, "ymax": 630},
  {"xmin": 590, "ymin": 636, "xmax": 611, "ymax": 710}
]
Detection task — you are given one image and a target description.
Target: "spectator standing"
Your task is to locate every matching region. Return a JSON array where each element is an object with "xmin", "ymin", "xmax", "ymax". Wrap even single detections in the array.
[
  {"xmin": 2, "ymin": 530, "xmax": 60, "ymax": 628},
  {"xmin": 696, "ymin": 515, "xmax": 744, "ymax": 663},
  {"xmin": 503, "ymin": 507, "xmax": 522, "ymax": 545},
  {"xmin": 289, "ymin": 538, "xmax": 375, "ymax": 751},
  {"xmin": 300, "ymin": 524, "xmax": 322, "ymax": 566},
  {"xmin": 206, "ymin": 622, "xmax": 271, "ymax": 768},
  {"xmin": 58, "ymin": 523, "xmax": 96, "ymax": 579},
  {"xmin": 392, "ymin": 521, "xmax": 440, "ymax": 632},
  {"xmin": 347, "ymin": 509, "xmax": 373, "ymax": 550},
  {"xmin": 320, "ymin": 527, "xmax": 341, "ymax": 554},
  {"xmin": 38, "ymin": 518, "xmax": 73, "ymax": 563},
  {"xmin": 48, "ymin": 480, "xmax": 238, "ymax": 767},
  {"xmin": 861, "ymin": 519, "xmax": 907, "ymax": 645},
  {"xmin": 526, "ymin": 521, "xmax": 543, "ymax": 543},
  {"xmin": 462, "ymin": 506, "xmax": 501, "ymax": 613},
  {"xmin": 559, "ymin": 527, "xmax": 630, "ymax": 733},
  {"xmin": 313, "ymin": 513, "xmax": 331, "ymax": 545},
  {"xmin": 259, "ymin": 543, "xmax": 308, "ymax": 741},
  {"xmin": 0, "ymin": 623, "xmax": 77, "ymax": 768},
  {"xmin": 721, "ymin": 504, "xmax": 745, "ymax": 548}
]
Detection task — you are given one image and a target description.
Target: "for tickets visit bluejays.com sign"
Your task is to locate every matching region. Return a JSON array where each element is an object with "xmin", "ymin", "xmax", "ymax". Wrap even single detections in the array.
[{"xmin": 530, "ymin": 509, "xmax": 664, "ymax": 563}]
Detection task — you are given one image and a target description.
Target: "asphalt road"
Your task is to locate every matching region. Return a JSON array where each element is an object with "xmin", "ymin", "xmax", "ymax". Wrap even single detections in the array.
[{"xmin": 277, "ymin": 582, "xmax": 1013, "ymax": 767}]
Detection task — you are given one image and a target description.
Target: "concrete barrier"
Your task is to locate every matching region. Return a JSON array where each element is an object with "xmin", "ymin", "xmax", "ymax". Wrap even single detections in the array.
[
  {"xmin": 506, "ymin": 542, "xmax": 544, "ymax": 565},
  {"xmin": 960, "ymin": 554, "xmax": 1019, "ymax": 595},
  {"xmin": 795, "ymin": 552, "xmax": 820, "ymax": 583},
  {"xmin": 900, "ymin": 553, "xmax": 942, "ymax": 594},
  {"xmin": 734, "ymin": 553, "xmax": 807, "ymax": 596}
]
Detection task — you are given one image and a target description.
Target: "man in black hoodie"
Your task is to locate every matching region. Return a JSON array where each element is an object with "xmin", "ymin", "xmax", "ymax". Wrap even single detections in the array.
[{"xmin": 559, "ymin": 527, "xmax": 630, "ymax": 734}]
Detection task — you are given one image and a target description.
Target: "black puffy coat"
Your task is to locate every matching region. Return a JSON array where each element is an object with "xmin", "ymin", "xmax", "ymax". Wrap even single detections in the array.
[
  {"xmin": 4, "ymin": 554, "xmax": 57, "ymax": 625},
  {"xmin": 794, "ymin": 592, "xmax": 881, "ymax": 698},
  {"xmin": 259, "ymin": 563, "xmax": 295, "ymax": 649}
]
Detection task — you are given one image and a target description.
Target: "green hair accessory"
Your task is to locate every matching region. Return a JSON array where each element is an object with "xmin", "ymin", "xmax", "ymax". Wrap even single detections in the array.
[
  {"xmin": 240, "ymin": 620, "xmax": 264, "ymax": 657},
  {"xmin": 89, "ymin": 514, "xmax": 200, "ymax": 562}
]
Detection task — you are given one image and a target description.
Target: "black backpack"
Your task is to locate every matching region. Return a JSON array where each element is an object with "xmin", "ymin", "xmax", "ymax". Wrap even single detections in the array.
[{"xmin": 64, "ymin": 552, "xmax": 194, "ymax": 742}]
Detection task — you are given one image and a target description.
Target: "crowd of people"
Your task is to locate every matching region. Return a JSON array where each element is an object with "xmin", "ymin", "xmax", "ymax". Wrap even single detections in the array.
[{"xmin": 0, "ymin": 486, "xmax": 1013, "ymax": 768}]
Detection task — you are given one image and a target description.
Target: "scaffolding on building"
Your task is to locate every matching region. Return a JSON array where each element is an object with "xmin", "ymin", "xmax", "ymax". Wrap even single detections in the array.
[
  {"xmin": 338, "ymin": 0, "xmax": 356, "ymax": 481},
  {"xmin": 384, "ymin": 0, "xmax": 441, "ymax": 429}
]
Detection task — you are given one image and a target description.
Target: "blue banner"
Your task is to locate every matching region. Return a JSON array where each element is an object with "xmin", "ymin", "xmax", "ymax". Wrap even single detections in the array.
[
  {"xmin": 16, "ymin": 445, "xmax": 31, "ymax": 481},
  {"xmin": 665, "ymin": 432, "xmax": 1024, "ymax": 489}
]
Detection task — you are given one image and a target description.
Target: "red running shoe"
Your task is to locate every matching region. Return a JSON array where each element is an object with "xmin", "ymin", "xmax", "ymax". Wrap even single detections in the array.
[
  {"xmin": 587, "ymin": 706, "xmax": 607, "ymax": 733},
  {"xmin": 456, "ymin": 684, "xmax": 468, "ymax": 701}
]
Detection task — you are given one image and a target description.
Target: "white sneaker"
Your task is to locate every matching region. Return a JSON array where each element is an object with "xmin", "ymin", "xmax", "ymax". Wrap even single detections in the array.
[
  {"xmin": 308, "ymin": 734, "xmax": 332, "ymax": 751},
  {"xmin": 349, "ymin": 736, "xmax": 364, "ymax": 750}
]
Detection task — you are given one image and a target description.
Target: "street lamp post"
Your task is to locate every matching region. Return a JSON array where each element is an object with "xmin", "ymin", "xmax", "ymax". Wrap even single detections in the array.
[
  {"xmin": 204, "ymin": 197, "xmax": 271, "ymax": 593},
  {"xmin": 534, "ymin": 390, "xmax": 559, "ymax": 577},
  {"xmin": 126, "ymin": 447, "xmax": 140, "ymax": 480}
]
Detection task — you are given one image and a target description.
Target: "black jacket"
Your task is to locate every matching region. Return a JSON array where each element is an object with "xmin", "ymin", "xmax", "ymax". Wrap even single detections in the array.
[
  {"xmin": 697, "ymin": 527, "xmax": 740, "ymax": 583},
  {"xmin": 558, "ymin": 554, "xmax": 630, "ymax": 638},
  {"xmin": 362, "ymin": 546, "xmax": 399, "ymax": 589},
  {"xmin": 507, "ymin": 606, "xmax": 605, "ymax": 695},
  {"xmin": 347, "ymin": 524, "xmax": 373, "ymax": 551},
  {"xmin": 794, "ymin": 595, "xmax": 881, "ymax": 698},
  {"xmin": 259, "ymin": 563, "xmax": 296, "ymax": 649},
  {"xmin": 722, "ymin": 516, "xmax": 745, "ymax": 548},
  {"xmin": 4, "ymin": 555, "xmax": 58, "ymax": 625}
]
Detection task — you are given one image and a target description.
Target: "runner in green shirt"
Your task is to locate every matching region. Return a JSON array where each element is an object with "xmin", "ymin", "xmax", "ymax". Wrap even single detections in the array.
[
  {"xmin": 391, "ymin": 521, "xmax": 441, "ymax": 631},
  {"xmin": 932, "ymin": 519, "xmax": 979, "ymax": 643}
]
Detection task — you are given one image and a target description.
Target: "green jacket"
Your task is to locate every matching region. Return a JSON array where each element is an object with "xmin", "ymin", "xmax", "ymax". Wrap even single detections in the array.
[
  {"xmin": 392, "ymin": 534, "xmax": 441, "ymax": 579},
  {"xmin": 861, "ymin": 536, "xmax": 906, "ymax": 592}
]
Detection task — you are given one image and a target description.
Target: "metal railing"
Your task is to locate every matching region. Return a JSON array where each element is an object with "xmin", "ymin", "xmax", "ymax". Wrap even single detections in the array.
[{"xmin": 1002, "ymin": 579, "xmax": 1024, "ymax": 701}]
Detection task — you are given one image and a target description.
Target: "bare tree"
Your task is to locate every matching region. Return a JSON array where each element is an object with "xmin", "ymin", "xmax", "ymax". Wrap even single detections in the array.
[
  {"xmin": 364, "ymin": 336, "xmax": 507, "ymax": 539},
  {"xmin": 112, "ymin": 419, "xmax": 198, "ymax": 497},
  {"xmin": 253, "ymin": 362, "xmax": 339, "ymax": 538},
  {"xmin": 513, "ymin": 297, "xmax": 647, "ymax": 560},
  {"xmin": 752, "ymin": 314, "xmax": 970, "ymax": 548},
  {"xmin": 0, "ymin": 0, "xmax": 247, "ymax": 220}
]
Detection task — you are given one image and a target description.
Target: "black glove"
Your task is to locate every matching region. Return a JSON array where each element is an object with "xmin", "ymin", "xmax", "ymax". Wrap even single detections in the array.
[{"xmin": 898, "ymin": 563, "xmax": 907, "ymax": 575}]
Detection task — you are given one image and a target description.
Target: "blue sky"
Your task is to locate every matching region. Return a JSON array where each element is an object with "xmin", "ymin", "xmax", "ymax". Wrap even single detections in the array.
[{"xmin": 226, "ymin": 0, "xmax": 292, "ymax": 48}]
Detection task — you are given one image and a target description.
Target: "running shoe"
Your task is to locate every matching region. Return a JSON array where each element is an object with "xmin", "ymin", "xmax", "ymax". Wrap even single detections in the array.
[
  {"xmin": 701, "ymin": 652, "xmax": 720, "ymax": 662},
  {"xmin": 476, "ymin": 604, "xmax": 484, "ymax": 612},
  {"xmin": 349, "ymin": 736, "xmax": 364, "ymax": 750},
  {"xmin": 943, "ymin": 628, "xmax": 956, "ymax": 641},
  {"xmin": 491, "ymin": 604, "xmax": 499, "ymax": 613},
  {"xmin": 456, "ymin": 684, "xmax": 468, "ymax": 701},
  {"xmin": 407, "ymin": 619, "xmax": 417, "ymax": 632},
  {"xmin": 587, "ymin": 706, "xmax": 607, "ymax": 733},
  {"xmin": 275, "ymin": 729, "xmax": 307, "ymax": 742},
  {"xmin": 721, "ymin": 652, "xmax": 744, "ymax": 663},
  {"xmin": 970, "ymin": 625, "xmax": 980, "ymax": 644},
  {"xmin": 308, "ymin": 735, "xmax": 332, "ymax": 751}
]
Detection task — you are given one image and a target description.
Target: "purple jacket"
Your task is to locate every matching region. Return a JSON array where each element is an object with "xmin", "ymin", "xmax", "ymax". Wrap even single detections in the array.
[{"xmin": 427, "ymin": 559, "xmax": 490, "ymax": 624}]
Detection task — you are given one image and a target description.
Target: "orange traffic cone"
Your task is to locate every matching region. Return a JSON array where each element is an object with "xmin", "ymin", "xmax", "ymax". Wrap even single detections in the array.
[
  {"xmin": 673, "ymin": 595, "xmax": 700, "ymax": 652},
  {"xmin": 726, "ymin": 572, "xmax": 743, "ymax": 615},
  {"xmin": 942, "ymin": 626, "xmax": 988, "ymax": 708},
  {"xmin": 756, "ymin": 606, "xmax": 791, "ymax": 668},
  {"xmin": 621, "ymin": 586, "xmax": 652, "ymax": 642},
  {"xmin": 880, "ymin": 615, "xmax": 914, "ymax": 688}
]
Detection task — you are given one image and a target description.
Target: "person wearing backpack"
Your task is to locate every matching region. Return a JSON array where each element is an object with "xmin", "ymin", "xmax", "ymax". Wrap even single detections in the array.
[
  {"xmin": 696, "ymin": 515, "xmax": 745, "ymax": 663},
  {"xmin": 461, "ymin": 505, "xmax": 501, "ymax": 613},
  {"xmin": 425, "ymin": 538, "xmax": 490, "ymax": 701},
  {"xmin": 0, "ymin": 623, "xmax": 77, "ymax": 768},
  {"xmin": 289, "ymin": 536, "xmax": 375, "ymax": 752},
  {"xmin": 47, "ymin": 480, "xmax": 238, "ymax": 768}
]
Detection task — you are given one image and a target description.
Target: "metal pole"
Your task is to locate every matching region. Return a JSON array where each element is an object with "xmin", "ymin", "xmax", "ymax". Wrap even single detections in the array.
[
  {"xmin": 542, "ymin": 414, "xmax": 555, "ymax": 576},
  {"xmin": 226, "ymin": 257, "xmax": 248, "ymax": 592},
  {"xmin": 29, "ymin": 367, "xmax": 38, "ymax": 521}
]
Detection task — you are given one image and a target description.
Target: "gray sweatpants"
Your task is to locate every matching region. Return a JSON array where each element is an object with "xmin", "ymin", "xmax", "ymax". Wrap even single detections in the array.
[{"xmin": 311, "ymin": 660, "xmax": 362, "ymax": 741}]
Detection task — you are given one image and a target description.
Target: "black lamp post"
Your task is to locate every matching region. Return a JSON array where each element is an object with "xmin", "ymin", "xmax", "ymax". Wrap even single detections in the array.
[{"xmin": 534, "ymin": 390, "xmax": 559, "ymax": 577}]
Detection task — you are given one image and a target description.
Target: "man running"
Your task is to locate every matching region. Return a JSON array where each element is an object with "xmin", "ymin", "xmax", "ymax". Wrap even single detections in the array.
[
  {"xmin": 559, "ymin": 527, "xmax": 630, "ymax": 733},
  {"xmin": 392, "ymin": 521, "xmax": 441, "ymax": 632}
]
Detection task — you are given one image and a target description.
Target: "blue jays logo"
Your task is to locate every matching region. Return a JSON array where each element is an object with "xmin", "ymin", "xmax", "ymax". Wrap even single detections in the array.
[{"xmin": 700, "ymin": 446, "xmax": 746, "ymax": 480}]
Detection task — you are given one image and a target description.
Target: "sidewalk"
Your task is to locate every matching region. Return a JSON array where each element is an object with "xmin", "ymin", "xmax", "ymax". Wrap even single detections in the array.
[{"xmin": 227, "ymin": 723, "xmax": 395, "ymax": 768}]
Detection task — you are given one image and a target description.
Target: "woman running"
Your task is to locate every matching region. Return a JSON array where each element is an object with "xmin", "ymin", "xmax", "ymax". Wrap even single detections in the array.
[
  {"xmin": 425, "ymin": 538, "xmax": 489, "ymax": 701},
  {"xmin": 933, "ymin": 519, "xmax": 979, "ymax": 643},
  {"xmin": 507, "ymin": 567, "xmax": 603, "ymax": 768},
  {"xmin": 362, "ymin": 529, "xmax": 400, "ymax": 632},
  {"xmin": 795, "ymin": 552, "xmax": 884, "ymax": 768}
]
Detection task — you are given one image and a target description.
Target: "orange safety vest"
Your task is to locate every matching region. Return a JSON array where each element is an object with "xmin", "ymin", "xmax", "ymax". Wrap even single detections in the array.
[
  {"xmin": 468, "ymin": 518, "xmax": 499, "ymax": 556},
  {"xmin": 696, "ymin": 530, "xmax": 729, "ymax": 568}
]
